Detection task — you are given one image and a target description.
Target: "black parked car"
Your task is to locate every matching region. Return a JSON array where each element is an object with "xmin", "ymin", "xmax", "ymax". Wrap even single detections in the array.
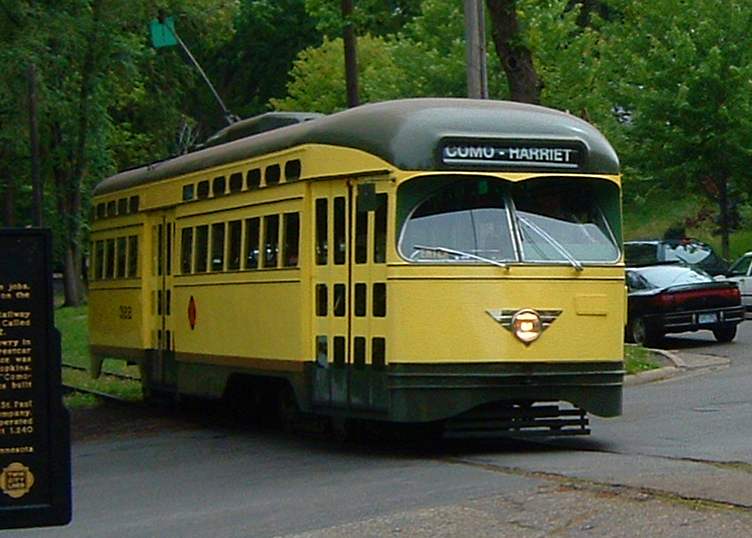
[
  {"xmin": 624, "ymin": 239, "xmax": 729, "ymax": 276},
  {"xmin": 625, "ymin": 263, "xmax": 745, "ymax": 346}
]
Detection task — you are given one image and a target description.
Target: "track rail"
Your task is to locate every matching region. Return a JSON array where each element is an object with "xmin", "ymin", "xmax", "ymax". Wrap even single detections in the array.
[
  {"xmin": 62, "ymin": 362, "xmax": 140, "ymax": 381},
  {"xmin": 61, "ymin": 362, "xmax": 141, "ymax": 404}
]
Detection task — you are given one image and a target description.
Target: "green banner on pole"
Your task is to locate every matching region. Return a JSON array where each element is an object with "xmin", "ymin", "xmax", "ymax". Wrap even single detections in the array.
[{"xmin": 149, "ymin": 16, "xmax": 177, "ymax": 48}]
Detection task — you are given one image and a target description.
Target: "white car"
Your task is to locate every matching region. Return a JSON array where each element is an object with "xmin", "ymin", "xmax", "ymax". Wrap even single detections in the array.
[{"xmin": 718, "ymin": 252, "xmax": 752, "ymax": 311}]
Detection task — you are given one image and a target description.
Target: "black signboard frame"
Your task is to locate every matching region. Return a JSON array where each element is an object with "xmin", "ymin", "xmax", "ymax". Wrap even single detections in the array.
[
  {"xmin": 0, "ymin": 228, "xmax": 71, "ymax": 529},
  {"xmin": 436, "ymin": 137, "xmax": 587, "ymax": 173}
]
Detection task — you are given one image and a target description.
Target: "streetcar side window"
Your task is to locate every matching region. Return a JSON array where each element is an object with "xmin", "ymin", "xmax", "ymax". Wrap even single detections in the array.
[
  {"xmin": 373, "ymin": 283, "xmax": 386, "ymax": 317},
  {"xmin": 197, "ymin": 180, "xmax": 210, "ymax": 199},
  {"xmin": 106, "ymin": 201, "xmax": 116, "ymax": 217},
  {"xmin": 229, "ymin": 172, "xmax": 243, "ymax": 193},
  {"xmin": 315, "ymin": 199, "xmax": 328, "ymax": 265},
  {"xmin": 334, "ymin": 197, "xmax": 346, "ymax": 265},
  {"xmin": 266, "ymin": 164, "xmax": 281, "ymax": 185},
  {"xmin": 355, "ymin": 202, "xmax": 368, "ymax": 264},
  {"xmin": 116, "ymin": 237, "xmax": 127, "ymax": 278},
  {"xmin": 333, "ymin": 336, "xmax": 346, "ymax": 368},
  {"xmin": 211, "ymin": 222, "xmax": 225, "ymax": 271},
  {"xmin": 285, "ymin": 159, "xmax": 301, "ymax": 182},
  {"xmin": 354, "ymin": 283, "xmax": 366, "ymax": 316},
  {"xmin": 228, "ymin": 220, "xmax": 242, "ymax": 270},
  {"xmin": 247, "ymin": 168, "xmax": 261, "ymax": 190},
  {"xmin": 244, "ymin": 217, "xmax": 260, "ymax": 269},
  {"xmin": 181, "ymin": 228, "xmax": 193, "ymax": 274},
  {"xmin": 333, "ymin": 284, "xmax": 346, "ymax": 317},
  {"xmin": 374, "ymin": 194, "xmax": 388, "ymax": 263},
  {"xmin": 263, "ymin": 215, "xmax": 279, "ymax": 268},
  {"xmin": 283, "ymin": 212, "xmax": 300, "ymax": 267},
  {"xmin": 316, "ymin": 284, "xmax": 327, "ymax": 316},
  {"xmin": 105, "ymin": 239, "xmax": 115, "ymax": 279},
  {"xmin": 95, "ymin": 240, "xmax": 104, "ymax": 280},
  {"xmin": 213, "ymin": 176, "xmax": 226, "ymax": 197},
  {"xmin": 183, "ymin": 184, "xmax": 195, "ymax": 201},
  {"xmin": 127, "ymin": 235, "xmax": 139, "ymax": 277},
  {"xmin": 195, "ymin": 225, "xmax": 209, "ymax": 272},
  {"xmin": 129, "ymin": 196, "xmax": 140, "ymax": 213},
  {"xmin": 117, "ymin": 198, "xmax": 128, "ymax": 216},
  {"xmin": 353, "ymin": 337, "xmax": 366, "ymax": 368},
  {"xmin": 372, "ymin": 337, "xmax": 386, "ymax": 369}
]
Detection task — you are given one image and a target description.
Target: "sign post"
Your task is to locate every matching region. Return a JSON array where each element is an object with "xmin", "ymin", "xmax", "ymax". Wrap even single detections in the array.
[{"xmin": 0, "ymin": 229, "xmax": 71, "ymax": 529}]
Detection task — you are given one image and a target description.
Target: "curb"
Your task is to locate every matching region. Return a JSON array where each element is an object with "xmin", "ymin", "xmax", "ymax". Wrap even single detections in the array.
[{"xmin": 624, "ymin": 347, "xmax": 729, "ymax": 386}]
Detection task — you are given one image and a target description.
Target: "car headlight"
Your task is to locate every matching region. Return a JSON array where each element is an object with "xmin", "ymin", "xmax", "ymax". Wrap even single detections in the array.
[{"xmin": 512, "ymin": 309, "xmax": 542, "ymax": 344}]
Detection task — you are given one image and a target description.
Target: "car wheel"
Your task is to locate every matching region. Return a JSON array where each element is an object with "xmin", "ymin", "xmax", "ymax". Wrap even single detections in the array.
[
  {"xmin": 712, "ymin": 325, "xmax": 737, "ymax": 343},
  {"xmin": 629, "ymin": 317, "xmax": 659, "ymax": 347}
]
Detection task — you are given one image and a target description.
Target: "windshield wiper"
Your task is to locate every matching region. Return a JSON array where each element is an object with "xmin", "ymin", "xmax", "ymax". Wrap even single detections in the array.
[
  {"xmin": 412, "ymin": 244, "xmax": 508, "ymax": 268},
  {"xmin": 516, "ymin": 215, "xmax": 583, "ymax": 271}
]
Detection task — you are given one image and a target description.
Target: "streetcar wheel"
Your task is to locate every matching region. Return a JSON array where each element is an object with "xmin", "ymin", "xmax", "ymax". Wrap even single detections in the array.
[{"xmin": 712, "ymin": 325, "xmax": 737, "ymax": 343}]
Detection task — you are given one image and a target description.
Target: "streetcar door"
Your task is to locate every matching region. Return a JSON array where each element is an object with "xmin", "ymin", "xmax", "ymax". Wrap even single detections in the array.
[
  {"xmin": 147, "ymin": 211, "xmax": 177, "ymax": 391},
  {"xmin": 311, "ymin": 179, "xmax": 389, "ymax": 412},
  {"xmin": 312, "ymin": 182, "xmax": 352, "ymax": 408},
  {"xmin": 348, "ymin": 181, "xmax": 389, "ymax": 411}
]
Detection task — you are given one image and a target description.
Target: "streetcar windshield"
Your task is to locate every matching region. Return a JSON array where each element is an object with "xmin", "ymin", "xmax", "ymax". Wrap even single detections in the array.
[
  {"xmin": 398, "ymin": 176, "xmax": 620, "ymax": 265},
  {"xmin": 512, "ymin": 178, "xmax": 620, "ymax": 263},
  {"xmin": 400, "ymin": 178, "xmax": 516, "ymax": 263}
]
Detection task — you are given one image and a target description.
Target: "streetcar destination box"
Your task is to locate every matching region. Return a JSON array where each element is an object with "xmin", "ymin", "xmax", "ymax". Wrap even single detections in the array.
[{"xmin": 0, "ymin": 229, "xmax": 71, "ymax": 529}]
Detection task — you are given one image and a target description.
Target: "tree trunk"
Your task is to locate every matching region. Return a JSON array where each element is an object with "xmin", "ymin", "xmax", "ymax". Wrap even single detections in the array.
[
  {"xmin": 54, "ymin": 0, "xmax": 102, "ymax": 306},
  {"xmin": 486, "ymin": 0, "xmax": 542, "ymax": 104},
  {"xmin": 1, "ymin": 164, "xmax": 15, "ymax": 227}
]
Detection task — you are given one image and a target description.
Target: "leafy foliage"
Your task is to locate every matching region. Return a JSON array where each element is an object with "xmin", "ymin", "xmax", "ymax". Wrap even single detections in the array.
[{"xmin": 601, "ymin": 0, "xmax": 752, "ymax": 255}]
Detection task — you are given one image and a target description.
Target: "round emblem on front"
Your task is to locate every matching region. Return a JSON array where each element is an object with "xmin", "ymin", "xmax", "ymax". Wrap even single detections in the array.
[{"xmin": 512, "ymin": 309, "xmax": 542, "ymax": 344}]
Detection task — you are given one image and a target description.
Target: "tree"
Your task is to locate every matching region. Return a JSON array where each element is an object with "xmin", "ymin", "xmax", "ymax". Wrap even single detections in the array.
[
  {"xmin": 602, "ymin": 0, "xmax": 752, "ymax": 258},
  {"xmin": 486, "ymin": 0, "xmax": 542, "ymax": 103},
  {"xmin": 0, "ymin": 0, "xmax": 238, "ymax": 305}
]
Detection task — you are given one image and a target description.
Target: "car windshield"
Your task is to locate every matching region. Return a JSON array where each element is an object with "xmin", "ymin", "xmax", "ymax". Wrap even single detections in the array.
[
  {"xmin": 664, "ymin": 242, "xmax": 713, "ymax": 264},
  {"xmin": 398, "ymin": 176, "xmax": 620, "ymax": 265},
  {"xmin": 632, "ymin": 265, "xmax": 712, "ymax": 290}
]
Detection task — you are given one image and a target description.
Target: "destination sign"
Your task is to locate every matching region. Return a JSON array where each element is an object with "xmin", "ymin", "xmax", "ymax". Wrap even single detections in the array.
[
  {"xmin": 439, "ymin": 139, "xmax": 584, "ymax": 170},
  {"xmin": 0, "ymin": 230, "xmax": 70, "ymax": 530}
]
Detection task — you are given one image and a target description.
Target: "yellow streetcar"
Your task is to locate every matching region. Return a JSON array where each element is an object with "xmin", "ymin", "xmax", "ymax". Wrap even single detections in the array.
[{"xmin": 88, "ymin": 98, "xmax": 624, "ymax": 436}]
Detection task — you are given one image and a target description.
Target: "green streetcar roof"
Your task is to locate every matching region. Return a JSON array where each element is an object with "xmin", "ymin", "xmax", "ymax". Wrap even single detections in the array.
[{"xmin": 94, "ymin": 98, "xmax": 619, "ymax": 196}]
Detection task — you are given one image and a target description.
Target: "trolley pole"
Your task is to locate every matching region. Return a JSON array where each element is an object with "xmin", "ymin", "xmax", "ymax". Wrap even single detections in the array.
[
  {"xmin": 150, "ymin": 13, "xmax": 238, "ymax": 126},
  {"xmin": 464, "ymin": 0, "xmax": 488, "ymax": 99}
]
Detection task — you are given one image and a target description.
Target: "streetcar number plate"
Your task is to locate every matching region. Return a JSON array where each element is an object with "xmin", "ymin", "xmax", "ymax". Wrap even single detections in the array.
[{"xmin": 698, "ymin": 313, "xmax": 718, "ymax": 324}]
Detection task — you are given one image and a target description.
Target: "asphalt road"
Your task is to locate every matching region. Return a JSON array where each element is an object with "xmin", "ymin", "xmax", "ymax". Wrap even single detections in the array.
[{"xmin": 15, "ymin": 323, "xmax": 752, "ymax": 537}]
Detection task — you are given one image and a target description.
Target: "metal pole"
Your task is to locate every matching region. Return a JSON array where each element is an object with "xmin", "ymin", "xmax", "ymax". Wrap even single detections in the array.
[
  {"xmin": 28, "ymin": 64, "xmax": 43, "ymax": 227},
  {"xmin": 465, "ymin": 0, "xmax": 488, "ymax": 99},
  {"xmin": 342, "ymin": 0, "xmax": 359, "ymax": 108}
]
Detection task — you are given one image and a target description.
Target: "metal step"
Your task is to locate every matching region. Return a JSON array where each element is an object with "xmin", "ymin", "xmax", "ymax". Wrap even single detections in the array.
[{"xmin": 444, "ymin": 402, "xmax": 589, "ymax": 439}]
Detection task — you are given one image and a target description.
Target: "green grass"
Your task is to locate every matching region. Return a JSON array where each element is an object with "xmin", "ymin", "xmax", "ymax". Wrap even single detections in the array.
[
  {"xmin": 624, "ymin": 344, "xmax": 661, "ymax": 375},
  {"xmin": 56, "ymin": 304, "xmax": 142, "ymax": 407}
]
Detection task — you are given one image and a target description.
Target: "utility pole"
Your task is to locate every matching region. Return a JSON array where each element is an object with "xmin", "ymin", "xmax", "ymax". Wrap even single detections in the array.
[
  {"xmin": 28, "ymin": 64, "xmax": 43, "ymax": 227},
  {"xmin": 464, "ymin": 0, "xmax": 488, "ymax": 99},
  {"xmin": 342, "ymin": 0, "xmax": 359, "ymax": 108}
]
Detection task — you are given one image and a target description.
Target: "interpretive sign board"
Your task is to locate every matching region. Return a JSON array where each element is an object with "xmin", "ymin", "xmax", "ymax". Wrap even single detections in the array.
[{"xmin": 0, "ymin": 229, "xmax": 71, "ymax": 529}]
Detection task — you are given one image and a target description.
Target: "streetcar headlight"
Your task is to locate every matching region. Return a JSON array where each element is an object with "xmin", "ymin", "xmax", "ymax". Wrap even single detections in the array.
[{"xmin": 512, "ymin": 309, "xmax": 542, "ymax": 344}]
